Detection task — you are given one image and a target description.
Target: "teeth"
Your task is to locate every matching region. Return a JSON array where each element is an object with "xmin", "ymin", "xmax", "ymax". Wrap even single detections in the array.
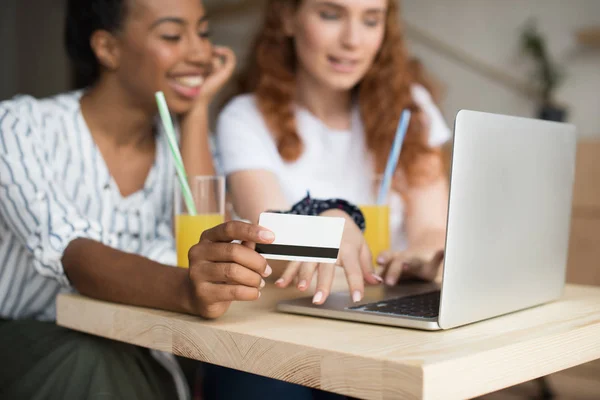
[
  {"xmin": 331, "ymin": 57, "xmax": 354, "ymax": 65},
  {"xmin": 174, "ymin": 76, "xmax": 204, "ymax": 88}
]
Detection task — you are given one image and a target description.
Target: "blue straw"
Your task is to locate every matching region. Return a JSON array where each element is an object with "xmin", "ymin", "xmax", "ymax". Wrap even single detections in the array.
[{"xmin": 377, "ymin": 109, "xmax": 412, "ymax": 205}]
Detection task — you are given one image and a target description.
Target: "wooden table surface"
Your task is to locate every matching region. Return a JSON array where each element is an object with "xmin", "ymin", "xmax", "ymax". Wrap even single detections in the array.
[{"xmin": 56, "ymin": 281, "xmax": 600, "ymax": 400}]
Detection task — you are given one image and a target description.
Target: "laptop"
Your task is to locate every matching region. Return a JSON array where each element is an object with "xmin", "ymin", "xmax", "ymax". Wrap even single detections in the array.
[{"xmin": 277, "ymin": 109, "xmax": 577, "ymax": 330}]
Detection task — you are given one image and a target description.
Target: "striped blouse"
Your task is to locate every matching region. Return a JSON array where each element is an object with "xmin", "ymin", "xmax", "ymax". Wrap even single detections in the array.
[{"xmin": 0, "ymin": 91, "xmax": 177, "ymax": 321}]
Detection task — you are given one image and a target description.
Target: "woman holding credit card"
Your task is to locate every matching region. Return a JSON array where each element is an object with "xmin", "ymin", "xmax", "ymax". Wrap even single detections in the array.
[
  {"xmin": 217, "ymin": 0, "xmax": 450, "ymax": 299},
  {"xmin": 0, "ymin": 0, "xmax": 330, "ymax": 399}
]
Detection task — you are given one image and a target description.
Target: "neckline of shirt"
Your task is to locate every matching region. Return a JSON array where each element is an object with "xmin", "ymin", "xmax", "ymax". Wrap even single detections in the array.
[
  {"xmin": 295, "ymin": 101, "xmax": 362, "ymax": 137},
  {"xmin": 71, "ymin": 90, "xmax": 165, "ymax": 206}
]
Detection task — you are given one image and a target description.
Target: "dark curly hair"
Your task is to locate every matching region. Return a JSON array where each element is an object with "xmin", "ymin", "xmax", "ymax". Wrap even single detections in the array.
[{"xmin": 64, "ymin": 0, "xmax": 128, "ymax": 89}]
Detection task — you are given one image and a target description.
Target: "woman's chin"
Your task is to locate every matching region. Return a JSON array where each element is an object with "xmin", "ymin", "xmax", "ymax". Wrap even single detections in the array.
[
  {"xmin": 160, "ymin": 95, "xmax": 194, "ymax": 116},
  {"xmin": 319, "ymin": 75, "xmax": 364, "ymax": 93}
]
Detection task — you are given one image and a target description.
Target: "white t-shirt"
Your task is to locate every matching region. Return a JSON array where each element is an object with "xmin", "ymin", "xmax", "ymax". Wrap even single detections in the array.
[{"xmin": 216, "ymin": 85, "xmax": 451, "ymax": 249}]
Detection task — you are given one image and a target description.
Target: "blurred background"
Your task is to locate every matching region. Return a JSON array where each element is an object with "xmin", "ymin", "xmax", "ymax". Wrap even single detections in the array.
[
  {"xmin": 1, "ymin": 0, "xmax": 599, "ymax": 137},
  {"xmin": 0, "ymin": 1, "xmax": 599, "ymax": 398}
]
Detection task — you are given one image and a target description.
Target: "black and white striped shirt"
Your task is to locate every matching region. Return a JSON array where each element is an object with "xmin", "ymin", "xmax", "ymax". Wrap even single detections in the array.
[{"xmin": 0, "ymin": 91, "xmax": 177, "ymax": 321}]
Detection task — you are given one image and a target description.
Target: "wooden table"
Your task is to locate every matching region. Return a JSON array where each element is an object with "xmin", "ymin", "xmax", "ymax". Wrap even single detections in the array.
[{"xmin": 56, "ymin": 282, "xmax": 600, "ymax": 400}]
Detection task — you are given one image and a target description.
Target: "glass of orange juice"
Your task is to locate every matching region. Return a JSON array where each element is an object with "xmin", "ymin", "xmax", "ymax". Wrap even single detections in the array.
[
  {"xmin": 175, "ymin": 176, "xmax": 225, "ymax": 268},
  {"xmin": 360, "ymin": 176, "xmax": 391, "ymax": 264}
]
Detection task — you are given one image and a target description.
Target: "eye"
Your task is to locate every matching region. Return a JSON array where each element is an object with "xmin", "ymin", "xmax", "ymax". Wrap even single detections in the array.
[
  {"xmin": 364, "ymin": 18, "xmax": 381, "ymax": 28},
  {"xmin": 161, "ymin": 35, "xmax": 181, "ymax": 42},
  {"xmin": 198, "ymin": 30, "xmax": 211, "ymax": 39},
  {"xmin": 319, "ymin": 10, "xmax": 340, "ymax": 20}
]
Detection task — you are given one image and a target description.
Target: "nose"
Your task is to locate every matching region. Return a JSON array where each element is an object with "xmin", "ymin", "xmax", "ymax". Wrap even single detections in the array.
[
  {"xmin": 341, "ymin": 18, "xmax": 361, "ymax": 49},
  {"xmin": 186, "ymin": 34, "xmax": 212, "ymax": 66}
]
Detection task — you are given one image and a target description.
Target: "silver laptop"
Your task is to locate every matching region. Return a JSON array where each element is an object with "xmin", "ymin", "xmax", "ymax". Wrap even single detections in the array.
[{"xmin": 277, "ymin": 109, "xmax": 577, "ymax": 330}]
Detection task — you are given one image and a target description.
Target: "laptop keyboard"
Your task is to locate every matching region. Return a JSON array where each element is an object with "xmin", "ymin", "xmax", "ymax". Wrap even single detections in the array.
[{"xmin": 347, "ymin": 290, "xmax": 441, "ymax": 319}]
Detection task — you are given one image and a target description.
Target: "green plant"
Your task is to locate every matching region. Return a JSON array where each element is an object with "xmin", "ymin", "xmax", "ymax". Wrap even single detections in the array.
[{"xmin": 520, "ymin": 19, "xmax": 564, "ymax": 104}]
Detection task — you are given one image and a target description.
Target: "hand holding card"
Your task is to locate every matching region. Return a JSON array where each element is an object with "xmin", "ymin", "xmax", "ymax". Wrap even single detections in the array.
[
  {"xmin": 186, "ymin": 221, "xmax": 275, "ymax": 319},
  {"xmin": 258, "ymin": 211, "xmax": 382, "ymax": 305}
]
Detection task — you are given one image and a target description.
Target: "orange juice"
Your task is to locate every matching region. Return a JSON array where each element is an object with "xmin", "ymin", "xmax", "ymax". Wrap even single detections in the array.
[
  {"xmin": 360, "ymin": 205, "xmax": 391, "ymax": 264},
  {"xmin": 176, "ymin": 213, "xmax": 224, "ymax": 268}
]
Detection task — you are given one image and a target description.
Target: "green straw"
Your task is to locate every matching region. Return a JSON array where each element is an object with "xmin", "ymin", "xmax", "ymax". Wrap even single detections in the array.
[{"xmin": 155, "ymin": 91, "xmax": 197, "ymax": 216}]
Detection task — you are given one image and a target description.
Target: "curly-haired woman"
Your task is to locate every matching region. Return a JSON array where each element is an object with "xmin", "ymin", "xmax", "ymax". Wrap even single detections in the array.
[{"xmin": 217, "ymin": 0, "xmax": 451, "ymax": 302}]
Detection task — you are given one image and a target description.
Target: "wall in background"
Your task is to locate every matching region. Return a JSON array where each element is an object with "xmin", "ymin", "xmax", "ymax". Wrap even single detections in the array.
[
  {"xmin": 16, "ymin": 0, "xmax": 70, "ymax": 98},
  {"xmin": 0, "ymin": 0, "xmax": 598, "ymax": 136},
  {"xmin": 0, "ymin": 0, "xmax": 69, "ymax": 100},
  {"xmin": 0, "ymin": 0, "xmax": 18, "ymax": 100},
  {"xmin": 401, "ymin": 0, "xmax": 600, "ymax": 138}
]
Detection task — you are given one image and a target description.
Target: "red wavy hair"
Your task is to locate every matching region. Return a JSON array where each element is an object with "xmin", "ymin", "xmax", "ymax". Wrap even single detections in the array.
[{"xmin": 238, "ymin": 0, "xmax": 443, "ymax": 187}]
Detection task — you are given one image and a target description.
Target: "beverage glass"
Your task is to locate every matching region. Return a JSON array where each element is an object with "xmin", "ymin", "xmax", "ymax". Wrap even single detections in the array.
[
  {"xmin": 359, "ymin": 176, "xmax": 391, "ymax": 264},
  {"xmin": 175, "ymin": 176, "xmax": 225, "ymax": 268}
]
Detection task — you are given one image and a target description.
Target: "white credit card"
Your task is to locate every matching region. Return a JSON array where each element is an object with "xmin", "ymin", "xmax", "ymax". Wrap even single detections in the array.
[{"xmin": 256, "ymin": 212, "xmax": 345, "ymax": 264}]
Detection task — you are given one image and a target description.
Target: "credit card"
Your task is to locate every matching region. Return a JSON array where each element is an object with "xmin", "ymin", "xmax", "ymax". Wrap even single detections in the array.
[{"xmin": 256, "ymin": 212, "xmax": 345, "ymax": 264}]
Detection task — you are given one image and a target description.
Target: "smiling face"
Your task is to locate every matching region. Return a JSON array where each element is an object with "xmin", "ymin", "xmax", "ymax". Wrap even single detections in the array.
[
  {"xmin": 284, "ymin": 0, "xmax": 387, "ymax": 92},
  {"xmin": 104, "ymin": 0, "xmax": 213, "ymax": 114}
]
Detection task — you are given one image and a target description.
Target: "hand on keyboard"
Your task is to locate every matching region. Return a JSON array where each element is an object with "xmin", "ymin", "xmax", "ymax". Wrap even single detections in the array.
[{"xmin": 376, "ymin": 248, "xmax": 444, "ymax": 286}]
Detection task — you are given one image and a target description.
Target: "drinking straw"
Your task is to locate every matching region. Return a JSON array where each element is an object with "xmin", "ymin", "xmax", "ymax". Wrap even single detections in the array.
[
  {"xmin": 155, "ymin": 91, "xmax": 197, "ymax": 215},
  {"xmin": 377, "ymin": 109, "xmax": 412, "ymax": 205}
]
